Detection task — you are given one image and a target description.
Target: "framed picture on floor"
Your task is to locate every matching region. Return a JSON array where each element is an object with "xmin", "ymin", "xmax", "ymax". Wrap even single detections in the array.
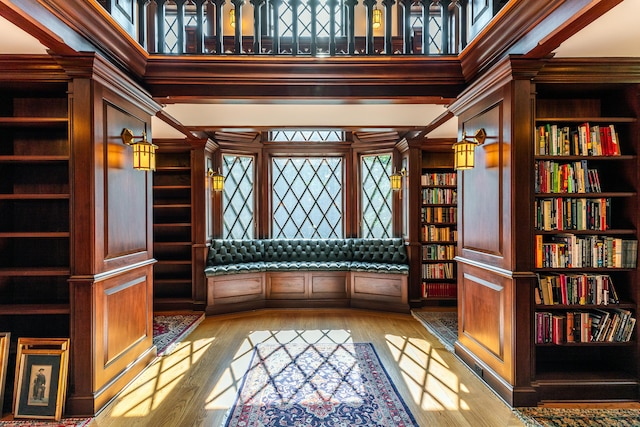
[
  {"xmin": 13, "ymin": 338, "xmax": 70, "ymax": 421},
  {"xmin": 0, "ymin": 332, "xmax": 10, "ymax": 413}
]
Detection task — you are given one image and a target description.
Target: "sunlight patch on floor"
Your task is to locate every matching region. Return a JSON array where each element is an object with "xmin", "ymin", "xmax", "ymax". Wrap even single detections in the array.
[
  {"xmin": 385, "ymin": 333, "xmax": 467, "ymax": 412},
  {"xmin": 109, "ymin": 337, "xmax": 214, "ymax": 417}
]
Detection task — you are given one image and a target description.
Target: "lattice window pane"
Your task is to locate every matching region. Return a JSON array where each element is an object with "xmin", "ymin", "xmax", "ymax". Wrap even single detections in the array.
[
  {"xmin": 270, "ymin": 129, "xmax": 345, "ymax": 142},
  {"xmin": 361, "ymin": 154, "xmax": 393, "ymax": 238},
  {"xmin": 272, "ymin": 157, "xmax": 343, "ymax": 238},
  {"xmin": 223, "ymin": 155, "xmax": 255, "ymax": 239}
]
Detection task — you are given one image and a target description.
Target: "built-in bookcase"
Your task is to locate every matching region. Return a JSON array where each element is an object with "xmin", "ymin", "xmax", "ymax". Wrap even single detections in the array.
[
  {"xmin": 153, "ymin": 147, "xmax": 194, "ymax": 310},
  {"xmin": 532, "ymin": 86, "xmax": 639, "ymax": 400},
  {"xmin": 420, "ymin": 167, "xmax": 458, "ymax": 303},
  {"xmin": 0, "ymin": 84, "xmax": 71, "ymax": 339}
]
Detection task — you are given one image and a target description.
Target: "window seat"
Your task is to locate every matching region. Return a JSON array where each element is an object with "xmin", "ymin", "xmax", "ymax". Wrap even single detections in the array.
[{"xmin": 205, "ymin": 238, "xmax": 409, "ymax": 314}]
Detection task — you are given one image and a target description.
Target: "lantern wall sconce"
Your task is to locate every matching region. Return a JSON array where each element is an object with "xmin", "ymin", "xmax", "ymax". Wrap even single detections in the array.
[
  {"xmin": 121, "ymin": 128, "xmax": 158, "ymax": 171},
  {"xmin": 230, "ymin": 8, "xmax": 236, "ymax": 28},
  {"xmin": 208, "ymin": 168, "xmax": 225, "ymax": 192},
  {"xmin": 373, "ymin": 7, "xmax": 382, "ymax": 29},
  {"xmin": 390, "ymin": 168, "xmax": 406, "ymax": 191},
  {"xmin": 452, "ymin": 128, "xmax": 487, "ymax": 170}
]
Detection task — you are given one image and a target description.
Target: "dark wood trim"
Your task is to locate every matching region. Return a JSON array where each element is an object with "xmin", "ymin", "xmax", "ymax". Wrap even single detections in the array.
[{"xmin": 143, "ymin": 56, "xmax": 465, "ymax": 100}]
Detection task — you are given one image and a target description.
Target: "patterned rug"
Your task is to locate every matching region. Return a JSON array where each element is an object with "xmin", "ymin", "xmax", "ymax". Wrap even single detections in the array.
[
  {"xmin": 223, "ymin": 342, "xmax": 418, "ymax": 427},
  {"xmin": 0, "ymin": 418, "xmax": 91, "ymax": 426},
  {"xmin": 153, "ymin": 312, "xmax": 205, "ymax": 356},
  {"xmin": 513, "ymin": 407, "xmax": 640, "ymax": 426},
  {"xmin": 411, "ymin": 310, "xmax": 458, "ymax": 352}
]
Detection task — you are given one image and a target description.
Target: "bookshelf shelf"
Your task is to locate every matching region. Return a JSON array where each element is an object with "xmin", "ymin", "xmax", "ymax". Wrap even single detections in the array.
[
  {"xmin": 530, "ymin": 88, "xmax": 640, "ymax": 401},
  {"xmin": 152, "ymin": 146, "xmax": 194, "ymax": 310},
  {"xmin": 0, "ymin": 87, "xmax": 71, "ymax": 341},
  {"xmin": 420, "ymin": 168, "xmax": 458, "ymax": 303}
]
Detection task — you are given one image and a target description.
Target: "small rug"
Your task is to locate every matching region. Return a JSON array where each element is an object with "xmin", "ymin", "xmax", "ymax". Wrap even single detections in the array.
[
  {"xmin": 153, "ymin": 312, "xmax": 205, "ymax": 356},
  {"xmin": 223, "ymin": 342, "xmax": 419, "ymax": 427},
  {"xmin": 411, "ymin": 310, "xmax": 458, "ymax": 352},
  {"xmin": 0, "ymin": 418, "xmax": 91, "ymax": 427},
  {"xmin": 513, "ymin": 407, "xmax": 640, "ymax": 426}
]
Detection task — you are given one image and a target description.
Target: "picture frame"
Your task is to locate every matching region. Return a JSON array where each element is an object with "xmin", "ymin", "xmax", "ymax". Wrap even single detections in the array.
[
  {"xmin": 0, "ymin": 332, "xmax": 10, "ymax": 415},
  {"xmin": 13, "ymin": 338, "xmax": 70, "ymax": 421}
]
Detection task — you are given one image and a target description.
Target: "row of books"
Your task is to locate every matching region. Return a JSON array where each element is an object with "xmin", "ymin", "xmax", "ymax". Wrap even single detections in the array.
[
  {"xmin": 535, "ymin": 197, "xmax": 611, "ymax": 231},
  {"xmin": 422, "ymin": 282, "xmax": 457, "ymax": 298},
  {"xmin": 422, "ymin": 188, "xmax": 457, "ymax": 204},
  {"xmin": 422, "ymin": 225, "xmax": 457, "ymax": 242},
  {"xmin": 535, "ymin": 160, "xmax": 602, "ymax": 194},
  {"xmin": 535, "ymin": 273, "xmax": 619, "ymax": 306},
  {"xmin": 421, "ymin": 206, "xmax": 457, "ymax": 223},
  {"xmin": 422, "ymin": 244, "xmax": 456, "ymax": 261},
  {"xmin": 421, "ymin": 173, "xmax": 457, "ymax": 186},
  {"xmin": 422, "ymin": 262, "xmax": 455, "ymax": 279},
  {"xmin": 536, "ymin": 123, "xmax": 621, "ymax": 157},
  {"xmin": 535, "ymin": 309, "xmax": 634, "ymax": 344},
  {"xmin": 535, "ymin": 234, "xmax": 638, "ymax": 269}
]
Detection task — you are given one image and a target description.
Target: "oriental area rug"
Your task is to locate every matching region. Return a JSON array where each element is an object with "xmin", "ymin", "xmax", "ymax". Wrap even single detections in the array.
[
  {"xmin": 223, "ymin": 342, "xmax": 419, "ymax": 427},
  {"xmin": 513, "ymin": 407, "xmax": 640, "ymax": 426},
  {"xmin": 411, "ymin": 310, "xmax": 458, "ymax": 352},
  {"xmin": 0, "ymin": 418, "xmax": 91, "ymax": 427},
  {"xmin": 152, "ymin": 312, "xmax": 205, "ymax": 356}
]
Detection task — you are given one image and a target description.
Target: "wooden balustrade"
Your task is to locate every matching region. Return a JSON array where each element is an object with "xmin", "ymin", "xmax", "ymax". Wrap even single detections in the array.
[{"xmin": 136, "ymin": 0, "xmax": 469, "ymax": 55}]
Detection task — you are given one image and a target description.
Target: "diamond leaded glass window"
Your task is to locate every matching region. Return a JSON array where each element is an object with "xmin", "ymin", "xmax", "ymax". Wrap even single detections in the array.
[
  {"xmin": 272, "ymin": 157, "xmax": 343, "ymax": 238},
  {"xmin": 361, "ymin": 154, "xmax": 393, "ymax": 238},
  {"xmin": 223, "ymin": 155, "xmax": 254, "ymax": 239}
]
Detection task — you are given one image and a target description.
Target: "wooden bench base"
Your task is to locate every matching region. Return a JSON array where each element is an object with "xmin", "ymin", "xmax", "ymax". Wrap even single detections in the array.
[{"xmin": 206, "ymin": 271, "xmax": 408, "ymax": 315}]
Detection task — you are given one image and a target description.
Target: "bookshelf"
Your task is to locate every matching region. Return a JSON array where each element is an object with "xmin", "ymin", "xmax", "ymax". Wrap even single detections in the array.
[
  {"xmin": 0, "ymin": 86, "xmax": 71, "ymax": 339},
  {"xmin": 531, "ymin": 88, "xmax": 639, "ymax": 399},
  {"xmin": 420, "ymin": 165, "xmax": 458, "ymax": 303},
  {"xmin": 153, "ymin": 147, "xmax": 194, "ymax": 310}
]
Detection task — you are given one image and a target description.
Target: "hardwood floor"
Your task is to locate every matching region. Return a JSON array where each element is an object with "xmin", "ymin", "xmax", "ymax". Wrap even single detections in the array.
[{"xmin": 90, "ymin": 309, "xmax": 525, "ymax": 426}]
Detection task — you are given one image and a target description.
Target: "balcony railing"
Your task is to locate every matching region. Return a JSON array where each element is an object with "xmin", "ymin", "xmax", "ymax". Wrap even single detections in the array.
[{"xmin": 129, "ymin": 0, "xmax": 476, "ymax": 56}]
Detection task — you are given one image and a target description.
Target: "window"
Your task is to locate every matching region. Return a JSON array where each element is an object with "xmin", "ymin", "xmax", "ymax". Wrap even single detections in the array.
[
  {"xmin": 222, "ymin": 155, "xmax": 255, "ymax": 239},
  {"xmin": 272, "ymin": 157, "xmax": 343, "ymax": 238},
  {"xmin": 361, "ymin": 154, "xmax": 393, "ymax": 238}
]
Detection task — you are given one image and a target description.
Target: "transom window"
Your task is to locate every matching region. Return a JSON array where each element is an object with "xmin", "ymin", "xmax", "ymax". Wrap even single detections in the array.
[{"xmin": 272, "ymin": 157, "xmax": 343, "ymax": 238}]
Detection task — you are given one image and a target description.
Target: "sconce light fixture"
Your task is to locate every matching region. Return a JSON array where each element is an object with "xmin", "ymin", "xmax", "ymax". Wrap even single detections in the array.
[
  {"xmin": 390, "ymin": 167, "xmax": 406, "ymax": 191},
  {"xmin": 230, "ymin": 8, "xmax": 236, "ymax": 28},
  {"xmin": 121, "ymin": 128, "xmax": 158, "ymax": 171},
  {"xmin": 208, "ymin": 167, "xmax": 225, "ymax": 192},
  {"xmin": 452, "ymin": 128, "xmax": 487, "ymax": 170},
  {"xmin": 373, "ymin": 7, "xmax": 382, "ymax": 29}
]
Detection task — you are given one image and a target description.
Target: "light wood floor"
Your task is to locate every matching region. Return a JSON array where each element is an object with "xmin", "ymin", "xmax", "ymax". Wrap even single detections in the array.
[{"xmin": 89, "ymin": 309, "xmax": 526, "ymax": 427}]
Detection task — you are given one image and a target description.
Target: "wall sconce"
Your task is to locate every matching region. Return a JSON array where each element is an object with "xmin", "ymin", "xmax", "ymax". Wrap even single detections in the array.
[
  {"xmin": 121, "ymin": 128, "xmax": 158, "ymax": 171},
  {"xmin": 390, "ymin": 168, "xmax": 406, "ymax": 191},
  {"xmin": 208, "ymin": 167, "xmax": 225, "ymax": 192},
  {"xmin": 373, "ymin": 7, "xmax": 382, "ymax": 29},
  {"xmin": 230, "ymin": 8, "xmax": 235, "ymax": 28},
  {"xmin": 453, "ymin": 128, "xmax": 487, "ymax": 170}
]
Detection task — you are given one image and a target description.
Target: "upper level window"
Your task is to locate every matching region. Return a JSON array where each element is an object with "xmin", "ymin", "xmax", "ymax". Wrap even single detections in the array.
[
  {"xmin": 273, "ymin": 0, "xmax": 345, "ymax": 39},
  {"xmin": 272, "ymin": 157, "xmax": 343, "ymax": 238},
  {"xmin": 269, "ymin": 129, "xmax": 345, "ymax": 142}
]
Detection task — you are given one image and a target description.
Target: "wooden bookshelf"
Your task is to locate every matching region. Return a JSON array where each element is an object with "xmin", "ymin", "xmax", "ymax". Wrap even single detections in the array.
[
  {"xmin": 0, "ymin": 87, "xmax": 71, "ymax": 337},
  {"xmin": 420, "ymin": 164, "xmax": 458, "ymax": 304},
  {"xmin": 153, "ymin": 147, "xmax": 194, "ymax": 310},
  {"xmin": 531, "ymin": 86, "xmax": 639, "ymax": 401}
]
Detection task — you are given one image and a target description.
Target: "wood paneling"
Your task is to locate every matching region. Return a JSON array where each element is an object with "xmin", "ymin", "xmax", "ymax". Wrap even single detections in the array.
[
  {"xmin": 104, "ymin": 277, "xmax": 149, "ymax": 365},
  {"xmin": 104, "ymin": 102, "xmax": 149, "ymax": 259},
  {"xmin": 209, "ymin": 273, "xmax": 264, "ymax": 304},
  {"xmin": 351, "ymin": 272, "xmax": 407, "ymax": 304},
  {"xmin": 309, "ymin": 273, "xmax": 348, "ymax": 299},
  {"xmin": 460, "ymin": 102, "xmax": 504, "ymax": 258},
  {"xmin": 267, "ymin": 273, "xmax": 308, "ymax": 299}
]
